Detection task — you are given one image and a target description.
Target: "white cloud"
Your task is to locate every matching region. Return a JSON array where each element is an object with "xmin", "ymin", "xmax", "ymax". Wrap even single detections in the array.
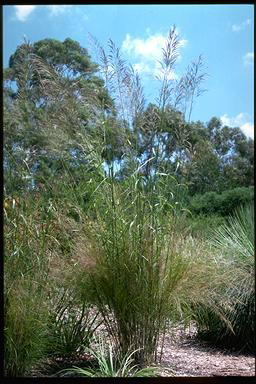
[
  {"xmin": 122, "ymin": 33, "xmax": 166, "ymax": 60},
  {"xmin": 240, "ymin": 122, "xmax": 254, "ymax": 138},
  {"xmin": 220, "ymin": 113, "xmax": 254, "ymax": 139},
  {"xmin": 243, "ymin": 52, "xmax": 254, "ymax": 67},
  {"xmin": 132, "ymin": 61, "xmax": 177, "ymax": 80},
  {"xmin": 122, "ymin": 31, "xmax": 187, "ymax": 78},
  {"xmin": 14, "ymin": 5, "xmax": 37, "ymax": 21},
  {"xmin": 133, "ymin": 62, "xmax": 151, "ymax": 74},
  {"xmin": 13, "ymin": 5, "xmax": 74, "ymax": 21},
  {"xmin": 220, "ymin": 113, "xmax": 243, "ymax": 127},
  {"xmin": 47, "ymin": 5, "xmax": 73, "ymax": 16},
  {"xmin": 232, "ymin": 18, "xmax": 251, "ymax": 32},
  {"xmin": 122, "ymin": 32, "xmax": 187, "ymax": 61}
]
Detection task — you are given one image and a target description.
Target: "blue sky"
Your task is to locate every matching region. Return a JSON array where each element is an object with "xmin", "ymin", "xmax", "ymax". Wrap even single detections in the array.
[{"xmin": 3, "ymin": 4, "xmax": 254, "ymax": 138}]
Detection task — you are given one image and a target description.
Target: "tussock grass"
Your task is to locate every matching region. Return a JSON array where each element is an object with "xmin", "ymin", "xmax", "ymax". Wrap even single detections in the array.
[
  {"xmin": 81, "ymin": 171, "xmax": 230, "ymax": 364},
  {"xmin": 4, "ymin": 278, "xmax": 49, "ymax": 377},
  {"xmin": 193, "ymin": 203, "xmax": 255, "ymax": 352},
  {"xmin": 4, "ymin": 193, "xmax": 54, "ymax": 376},
  {"xmin": 4, "ymin": 189, "xmax": 99, "ymax": 375}
]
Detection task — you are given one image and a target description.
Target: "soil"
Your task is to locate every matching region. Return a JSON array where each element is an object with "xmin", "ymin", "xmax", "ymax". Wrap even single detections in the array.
[{"xmin": 30, "ymin": 322, "xmax": 255, "ymax": 377}]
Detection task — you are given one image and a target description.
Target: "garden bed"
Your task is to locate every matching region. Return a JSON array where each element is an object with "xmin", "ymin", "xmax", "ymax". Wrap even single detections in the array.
[{"xmin": 30, "ymin": 322, "xmax": 255, "ymax": 377}]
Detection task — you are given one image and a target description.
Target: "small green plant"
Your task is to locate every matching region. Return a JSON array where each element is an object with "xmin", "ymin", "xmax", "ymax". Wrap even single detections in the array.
[
  {"xmin": 46, "ymin": 288, "xmax": 102, "ymax": 358},
  {"xmin": 60, "ymin": 336, "xmax": 160, "ymax": 377}
]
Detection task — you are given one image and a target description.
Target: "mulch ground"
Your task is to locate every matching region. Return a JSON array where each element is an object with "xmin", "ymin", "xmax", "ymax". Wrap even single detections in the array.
[
  {"xmin": 155, "ymin": 323, "xmax": 255, "ymax": 377},
  {"xmin": 30, "ymin": 322, "xmax": 255, "ymax": 377}
]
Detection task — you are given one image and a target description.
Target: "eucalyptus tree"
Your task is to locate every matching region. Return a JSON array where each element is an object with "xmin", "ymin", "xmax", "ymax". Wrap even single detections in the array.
[
  {"xmin": 4, "ymin": 38, "xmax": 115, "ymax": 194},
  {"xmin": 206, "ymin": 117, "xmax": 254, "ymax": 192}
]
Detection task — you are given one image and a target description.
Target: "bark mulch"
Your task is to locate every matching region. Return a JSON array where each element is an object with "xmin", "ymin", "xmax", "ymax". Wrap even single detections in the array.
[{"xmin": 155, "ymin": 323, "xmax": 255, "ymax": 377}]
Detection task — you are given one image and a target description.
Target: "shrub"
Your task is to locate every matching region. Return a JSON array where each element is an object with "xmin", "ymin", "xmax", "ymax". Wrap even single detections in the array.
[{"xmin": 189, "ymin": 186, "xmax": 254, "ymax": 216}]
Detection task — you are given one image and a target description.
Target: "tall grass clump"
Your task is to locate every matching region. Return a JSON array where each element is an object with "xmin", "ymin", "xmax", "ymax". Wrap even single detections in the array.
[
  {"xmin": 4, "ymin": 279, "xmax": 49, "ymax": 377},
  {"xmin": 82, "ymin": 28, "xmax": 174, "ymax": 364},
  {"xmin": 193, "ymin": 203, "xmax": 255, "ymax": 352},
  {"xmin": 78, "ymin": 28, "xmax": 222, "ymax": 365},
  {"xmin": 32, "ymin": 191, "xmax": 103, "ymax": 359},
  {"xmin": 86, "ymin": 175, "xmax": 181, "ymax": 363},
  {"xmin": 85, "ymin": 176, "xmax": 234, "ymax": 363},
  {"xmin": 4, "ymin": 195, "xmax": 52, "ymax": 376},
  {"xmin": 3, "ymin": 180, "xmax": 101, "ymax": 375}
]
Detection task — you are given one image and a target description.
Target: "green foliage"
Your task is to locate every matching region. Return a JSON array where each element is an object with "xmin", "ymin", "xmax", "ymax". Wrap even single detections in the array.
[
  {"xmin": 4, "ymin": 195, "xmax": 49, "ymax": 376},
  {"xmin": 184, "ymin": 140, "xmax": 221, "ymax": 195},
  {"xmin": 3, "ymin": 189, "xmax": 100, "ymax": 375},
  {"xmin": 4, "ymin": 284, "xmax": 49, "ymax": 377},
  {"xmin": 33, "ymin": 38, "xmax": 98, "ymax": 76},
  {"xmin": 4, "ymin": 196, "xmax": 51, "ymax": 376},
  {"xmin": 8, "ymin": 37, "xmax": 98, "ymax": 87},
  {"xmin": 4, "ymin": 38, "xmax": 112, "ymax": 195},
  {"xmin": 82, "ymin": 169, "xmax": 230, "ymax": 364},
  {"xmin": 171, "ymin": 212, "xmax": 226, "ymax": 240},
  {"xmin": 46, "ymin": 289, "xmax": 101, "ymax": 358},
  {"xmin": 60, "ymin": 335, "xmax": 160, "ymax": 377},
  {"xmin": 190, "ymin": 186, "xmax": 254, "ymax": 216},
  {"xmin": 193, "ymin": 203, "xmax": 255, "ymax": 352}
]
